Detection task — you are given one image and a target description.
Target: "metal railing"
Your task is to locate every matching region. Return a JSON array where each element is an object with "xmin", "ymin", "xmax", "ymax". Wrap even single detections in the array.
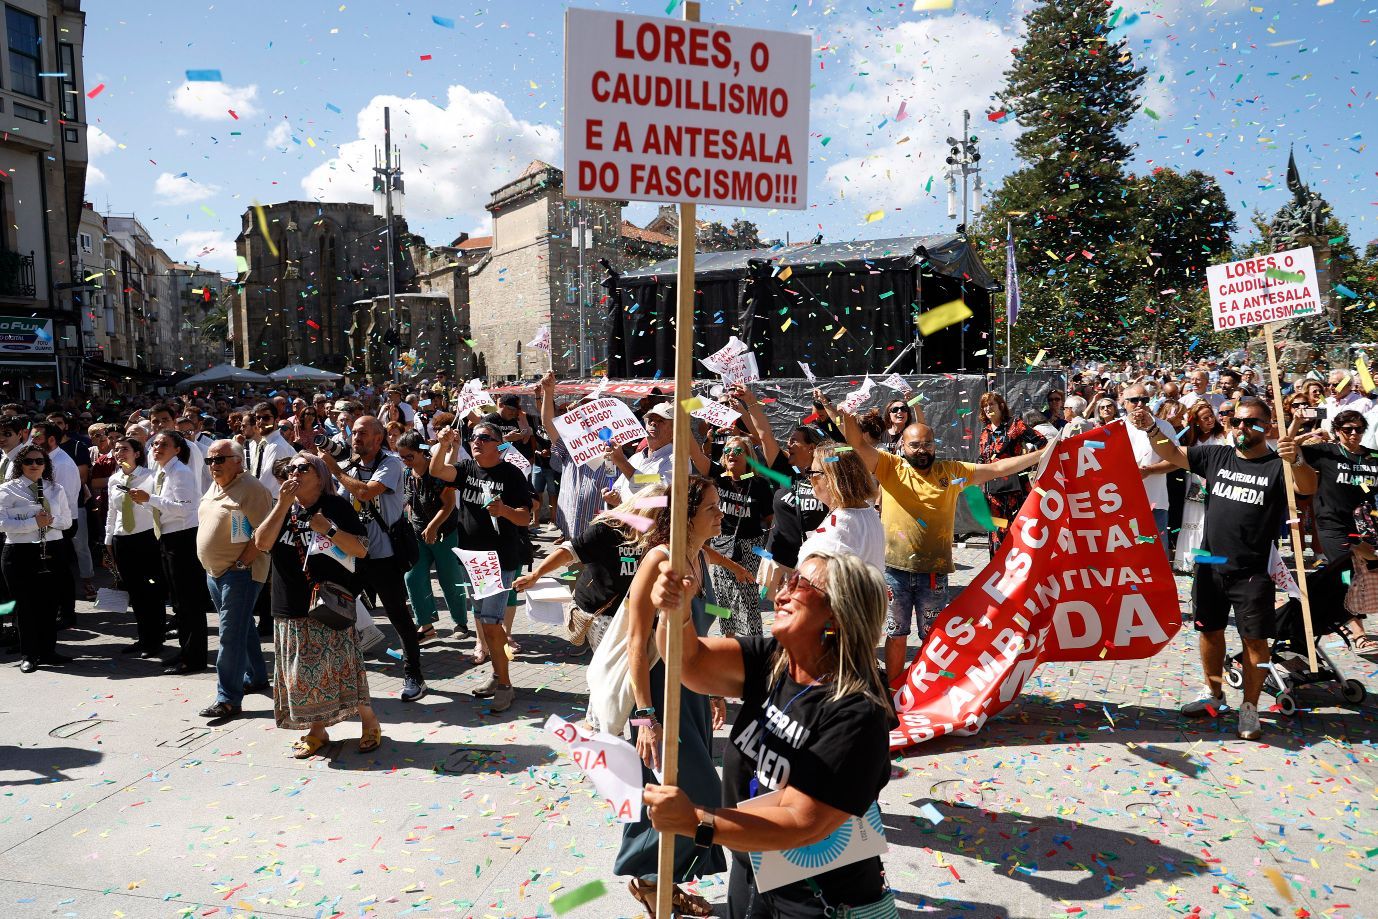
[{"xmin": 0, "ymin": 250, "xmax": 37, "ymax": 298}]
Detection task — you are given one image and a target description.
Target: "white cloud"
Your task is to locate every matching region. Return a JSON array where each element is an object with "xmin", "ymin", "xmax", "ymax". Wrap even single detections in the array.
[
  {"xmin": 301, "ymin": 85, "xmax": 559, "ymax": 232},
  {"xmin": 154, "ymin": 172, "xmax": 220, "ymax": 204},
  {"xmin": 265, "ymin": 120, "xmax": 293, "ymax": 149},
  {"xmin": 86, "ymin": 125, "xmax": 117, "ymax": 186},
  {"xmin": 172, "ymin": 230, "xmax": 237, "ymax": 274},
  {"xmin": 816, "ymin": 14, "xmax": 1021, "ymax": 215},
  {"xmin": 168, "ymin": 80, "xmax": 259, "ymax": 120}
]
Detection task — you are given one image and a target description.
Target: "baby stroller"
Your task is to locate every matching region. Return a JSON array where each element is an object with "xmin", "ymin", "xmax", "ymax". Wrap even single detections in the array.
[{"xmin": 1225, "ymin": 558, "xmax": 1369, "ymax": 714}]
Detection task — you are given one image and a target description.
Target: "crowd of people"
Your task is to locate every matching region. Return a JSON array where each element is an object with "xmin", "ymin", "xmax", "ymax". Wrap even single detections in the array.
[{"xmin": 2, "ymin": 352, "xmax": 1376, "ymax": 917}]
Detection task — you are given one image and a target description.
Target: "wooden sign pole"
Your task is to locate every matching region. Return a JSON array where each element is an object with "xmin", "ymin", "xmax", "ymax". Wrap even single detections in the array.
[
  {"xmin": 1263, "ymin": 321, "xmax": 1319, "ymax": 671},
  {"xmin": 655, "ymin": 7, "xmax": 700, "ymax": 917}
]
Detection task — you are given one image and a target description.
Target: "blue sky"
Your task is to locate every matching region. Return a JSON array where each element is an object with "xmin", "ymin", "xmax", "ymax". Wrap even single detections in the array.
[{"xmin": 82, "ymin": 0, "xmax": 1377, "ymax": 276}]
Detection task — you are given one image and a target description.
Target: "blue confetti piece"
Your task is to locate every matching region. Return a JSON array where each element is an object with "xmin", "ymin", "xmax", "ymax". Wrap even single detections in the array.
[
  {"xmin": 386, "ymin": 648, "xmax": 403, "ymax": 660},
  {"xmin": 597, "ymin": 427, "xmax": 613, "ymax": 442},
  {"xmin": 918, "ymin": 802, "xmax": 944, "ymax": 824},
  {"xmin": 431, "ymin": 14, "xmax": 455, "ymax": 27},
  {"xmin": 751, "ymin": 546, "xmax": 773, "ymax": 560},
  {"xmin": 1084, "ymin": 440, "xmax": 1105, "ymax": 449},
  {"xmin": 185, "ymin": 69, "xmax": 223, "ymax": 82},
  {"xmin": 1193, "ymin": 554, "xmax": 1228, "ymax": 565},
  {"xmin": 325, "ymin": 102, "xmax": 342, "ymax": 113}
]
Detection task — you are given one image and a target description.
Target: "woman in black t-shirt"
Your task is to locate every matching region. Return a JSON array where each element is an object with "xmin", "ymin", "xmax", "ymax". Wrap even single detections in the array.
[
  {"xmin": 879, "ymin": 398, "xmax": 913, "ymax": 454},
  {"xmin": 1301, "ymin": 410, "xmax": 1378, "ymax": 562},
  {"xmin": 253, "ymin": 452, "xmax": 381, "ymax": 759},
  {"xmin": 644, "ymin": 550, "xmax": 896, "ymax": 918},
  {"xmin": 709, "ymin": 435, "xmax": 775, "ymax": 637},
  {"xmin": 397, "ymin": 432, "xmax": 470, "ymax": 644}
]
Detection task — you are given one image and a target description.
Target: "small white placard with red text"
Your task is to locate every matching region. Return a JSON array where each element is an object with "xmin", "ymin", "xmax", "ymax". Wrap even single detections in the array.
[
  {"xmin": 452, "ymin": 548, "xmax": 507, "ymax": 599},
  {"xmin": 544, "ymin": 714, "xmax": 645, "ymax": 823}
]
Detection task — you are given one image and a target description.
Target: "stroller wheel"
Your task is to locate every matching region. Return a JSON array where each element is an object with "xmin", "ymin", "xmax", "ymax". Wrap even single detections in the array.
[
  {"xmin": 1224, "ymin": 665, "xmax": 1244, "ymax": 689},
  {"xmin": 1341, "ymin": 680, "xmax": 1367, "ymax": 705},
  {"xmin": 1276, "ymin": 692, "xmax": 1298, "ymax": 716}
]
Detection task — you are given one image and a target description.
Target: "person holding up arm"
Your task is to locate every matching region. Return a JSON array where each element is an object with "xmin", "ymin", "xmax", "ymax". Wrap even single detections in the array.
[{"xmin": 1128, "ymin": 396, "xmax": 1314, "ymax": 740}]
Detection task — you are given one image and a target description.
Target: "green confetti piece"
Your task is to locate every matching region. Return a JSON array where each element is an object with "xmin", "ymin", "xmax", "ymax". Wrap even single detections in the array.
[
  {"xmin": 961, "ymin": 485, "xmax": 997, "ymax": 532},
  {"xmin": 706, "ymin": 604, "xmax": 732, "ymax": 619},
  {"xmin": 1144, "ymin": 107, "xmax": 1159, "ymax": 120},
  {"xmin": 1265, "ymin": 267, "xmax": 1305, "ymax": 284},
  {"xmin": 0, "ymin": 600, "xmax": 13, "ymax": 616},
  {"xmin": 746, "ymin": 457, "xmax": 792, "ymax": 487},
  {"xmin": 938, "ymin": 670, "xmax": 956, "ymax": 678},
  {"xmin": 552, "ymin": 880, "xmax": 607, "ymax": 914},
  {"xmin": 820, "ymin": 136, "xmax": 831, "ymax": 146}
]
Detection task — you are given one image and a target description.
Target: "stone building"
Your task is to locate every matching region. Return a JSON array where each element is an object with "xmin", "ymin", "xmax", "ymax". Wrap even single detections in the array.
[
  {"xmin": 0, "ymin": 0, "xmax": 88, "ymax": 400},
  {"xmin": 467, "ymin": 161, "xmax": 673, "ymax": 381},
  {"xmin": 231, "ymin": 201, "xmax": 413, "ymax": 373}
]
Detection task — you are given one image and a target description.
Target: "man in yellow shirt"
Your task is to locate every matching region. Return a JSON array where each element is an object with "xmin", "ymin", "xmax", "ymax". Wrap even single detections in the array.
[{"xmin": 834, "ymin": 400, "xmax": 1045, "ymax": 686}]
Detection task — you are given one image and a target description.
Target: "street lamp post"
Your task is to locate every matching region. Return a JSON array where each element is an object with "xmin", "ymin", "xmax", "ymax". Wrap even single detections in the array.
[
  {"xmin": 570, "ymin": 203, "xmax": 589, "ymax": 378},
  {"xmin": 944, "ymin": 110, "xmax": 983, "ymax": 372},
  {"xmin": 373, "ymin": 106, "xmax": 405, "ymax": 384}
]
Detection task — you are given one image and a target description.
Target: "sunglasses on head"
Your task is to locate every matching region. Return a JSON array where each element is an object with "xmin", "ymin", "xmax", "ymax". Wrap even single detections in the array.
[{"xmin": 205, "ymin": 455, "xmax": 235, "ymax": 466}]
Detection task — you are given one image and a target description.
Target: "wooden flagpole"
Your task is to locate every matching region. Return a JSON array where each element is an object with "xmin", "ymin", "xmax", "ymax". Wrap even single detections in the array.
[
  {"xmin": 656, "ymin": 5, "xmax": 700, "ymax": 916},
  {"xmin": 1263, "ymin": 321, "xmax": 1318, "ymax": 671}
]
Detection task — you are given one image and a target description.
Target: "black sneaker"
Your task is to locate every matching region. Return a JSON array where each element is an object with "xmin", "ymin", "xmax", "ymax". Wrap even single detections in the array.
[
  {"xmin": 400, "ymin": 677, "xmax": 427, "ymax": 702},
  {"xmin": 199, "ymin": 701, "xmax": 242, "ymax": 721}
]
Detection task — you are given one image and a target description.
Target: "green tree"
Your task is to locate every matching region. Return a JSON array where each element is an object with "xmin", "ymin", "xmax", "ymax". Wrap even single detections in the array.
[
  {"xmin": 699, "ymin": 218, "xmax": 766, "ymax": 252},
  {"xmin": 978, "ymin": 0, "xmax": 1148, "ymax": 362},
  {"xmin": 1130, "ymin": 168, "xmax": 1236, "ymax": 357}
]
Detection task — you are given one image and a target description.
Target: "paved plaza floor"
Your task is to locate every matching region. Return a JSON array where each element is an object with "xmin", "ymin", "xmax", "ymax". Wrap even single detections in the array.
[{"xmin": 2, "ymin": 543, "xmax": 1376, "ymax": 918}]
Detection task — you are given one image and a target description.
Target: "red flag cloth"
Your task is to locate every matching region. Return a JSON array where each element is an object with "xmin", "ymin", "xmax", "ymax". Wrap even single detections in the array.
[{"xmin": 889, "ymin": 423, "xmax": 1182, "ymax": 751}]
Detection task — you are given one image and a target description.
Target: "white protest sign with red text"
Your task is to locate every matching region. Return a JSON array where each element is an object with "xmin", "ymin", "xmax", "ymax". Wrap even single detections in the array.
[
  {"xmin": 1206, "ymin": 245, "xmax": 1322, "ymax": 332},
  {"xmin": 890, "ymin": 424, "xmax": 1182, "ymax": 751},
  {"xmin": 564, "ymin": 8, "xmax": 810, "ymax": 209},
  {"xmin": 552, "ymin": 397, "xmax": 648, "ymax": 469},
  {"xmin": 452, "ymin": 548, "xmax": 507, "ymax": 600},
  {"xmin": 544, "ymin": 714, "xmax": 645, "ymax": 823}
]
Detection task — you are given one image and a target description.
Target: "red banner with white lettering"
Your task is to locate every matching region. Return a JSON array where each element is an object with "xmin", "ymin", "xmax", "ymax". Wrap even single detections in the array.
[{"xmin": 889, "ymin": 423, "xmax": 1182, "ymax": 751}]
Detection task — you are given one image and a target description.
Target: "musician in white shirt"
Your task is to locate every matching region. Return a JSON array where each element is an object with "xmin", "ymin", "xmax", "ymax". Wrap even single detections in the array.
[
  {"xmin": 149, "ymin": 403, "xmax": 208, "ymax": 495},
  {"xmin": 36, "ymin": 421, "xmax": 81, "ymax": 628},
  {"xmin": 105, "ymin": 436, "xmax": 165, "ymax": 658},
  {"xmin": 0, "ymin": 444, "xmax": 74, "ymax": 671},
  {"xmin": 245, "ymin": 402, "xmax": 296, "ymax": 498},
  {"xmin": 130, "ymin": 430, "xmax": 208, "ymax": 674}
]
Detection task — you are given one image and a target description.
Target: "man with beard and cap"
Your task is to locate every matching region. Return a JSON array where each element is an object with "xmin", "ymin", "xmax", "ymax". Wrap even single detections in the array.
[{"xmin": 830, "ymin": 396, "xmax": 1047, "ymax": 689}]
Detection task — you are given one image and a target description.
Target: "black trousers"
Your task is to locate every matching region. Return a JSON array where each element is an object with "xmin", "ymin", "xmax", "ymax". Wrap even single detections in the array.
[
  {"xmin": 114, "ymin": 529, "xmax": 166, "ymax": 651},
  {"xmin": 1, "ymin": 542, "xmax": 60, "ymax": 662},
  {"xmin": 358, "ymin": 554, "xmax": 423, "ymax": 681},
  {"xmin": 255, "ymin": 566, "xmax": 274, "ymax": 634},
  {"xmin": 160, "ymin": 527, "xmax": 209, "ymax": 668},
  {"xmin": 55, "ymin": 525, "xmax": 78, "ymax": 618}
]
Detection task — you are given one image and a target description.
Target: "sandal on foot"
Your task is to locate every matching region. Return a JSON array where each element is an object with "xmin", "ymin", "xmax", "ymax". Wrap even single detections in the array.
[
  {"xmin": 470, "ymin": 649, "xmax": 489, "ymax": 666},
  {"xmin": 1351, "ymin": 634, "xmax": 1378, "ymax": 659},
  {"xmin": 625, "ymin": 879, "xmax": 712, "ymax": 918},
  {"xmin": 358, "ymin": 726, "xmax": 383, "ymax": 753},
  {"xmin": 627, "ymin": 879, "xmax": 655, "ymax": 918},
  {"xmin": 292, "ymin": 734, "xmax": 329, "ymax": 759},
  {"xmin": 416, "ymin": 625, "xmax": 438, "ymax": 645}
]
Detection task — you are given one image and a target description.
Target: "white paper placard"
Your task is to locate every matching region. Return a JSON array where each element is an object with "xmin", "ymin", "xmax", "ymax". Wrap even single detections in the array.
[
  {"xmin": 453, "ymin": 548, "xmax": 507, "ymax": 599},
  {"xmin": 690, "ymin": 399, "xmax": 742, "ymax": 428},
  {"xmin": 525, "ymin": 578, "xmax": 573, "ymax": 626},
  {"xmin": 553, "ymin": 397, "xmax": 648, "ymax": 469},
  {"xmin": 1206, "ymin": 246, "xmax": 1322, "ymax": 332},
  {"xmin": 746, "ymin": 792, "xmax": 888, "ymax": 893},
  {"xmin": 544, "ymin": 714, "xmax": 646, "ymax": 822}
]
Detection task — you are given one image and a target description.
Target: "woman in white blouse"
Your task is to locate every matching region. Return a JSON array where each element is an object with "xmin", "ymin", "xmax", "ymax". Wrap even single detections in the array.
[
  {"xmin": 797, "ymin": 441, "xmax": 886, "ymax": 574},
  {"xmin": 0, "ymin": 444, "xmax": 74, "ymax": 671},
  {"xmin": 130, "ymin": 430, "xmax": 208, "ymax": 675},
  {"xmin": 105, "ymin": 436, "xmax": 166, "ymax": 659}
]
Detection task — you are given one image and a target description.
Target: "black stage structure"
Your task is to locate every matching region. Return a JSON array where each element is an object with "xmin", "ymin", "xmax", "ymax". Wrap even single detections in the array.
[{"xmin": 601, "ymin": 235, "xmax": 999, "ymax": 380}]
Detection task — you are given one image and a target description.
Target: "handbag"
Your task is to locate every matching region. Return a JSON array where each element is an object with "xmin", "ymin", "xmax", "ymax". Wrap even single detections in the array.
[
  {"xmin": 387, "ymin": 514, "xmax": 420, "ymax": 570},
  {"xmin": 984, "ymin": 472, "xmax": 1025, "ymax": 496},
  {"xmin": 567, "ymin": 593, "xmax": 620, "ymax": 647},
  {"xmin": 1346, "ymin": 558, "xmax": 1378, "ymax": 617},
  {"xmin": 586, "ymin": 549, "xmax": 666, "ymax": 734},
  {"xmin": 308, "ymin": 580, "xmax": 358, "ymax": 631}
]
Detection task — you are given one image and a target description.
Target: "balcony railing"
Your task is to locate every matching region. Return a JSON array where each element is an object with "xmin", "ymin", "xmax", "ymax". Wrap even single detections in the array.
[{"xmin": 0, "ymin": 250, "xmax": 37, "ymax": 298}]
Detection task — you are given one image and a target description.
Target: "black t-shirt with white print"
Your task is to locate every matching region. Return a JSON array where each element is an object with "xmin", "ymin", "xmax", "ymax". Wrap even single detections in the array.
[
  {"xmin": 765, "ymin": 452, "xmax": 826, "ymax": 569},
  {"xmin": 723, "ymin": 637, "xmax": 892, "ymax": 914},
  {"xmin": 449, "ymin": 458, "xmax": 535, "ymax": 570},
  {"xmin": 1188, "ymin": 444, "xmax": 1288, "ymax": 576},
  {"xmin": 568, "ymin": 520, "xmax": 646, "ymax": 615},
  {"xmin": 1301, "ymin": 443, "xmax": 1378, "ymax": 537},
  {"xmin": 709, "ymin": 462, "xmax": 775, "ymax": 559}
]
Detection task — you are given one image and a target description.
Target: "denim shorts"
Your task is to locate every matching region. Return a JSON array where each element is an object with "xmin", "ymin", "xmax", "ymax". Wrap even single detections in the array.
[
  {"xmin": 471, "ymin": 568, "xmax": 516, "ymax": 624},
  {"xmin": 884, "ymin": 567, "xmax": 949, "ymax": 641}
]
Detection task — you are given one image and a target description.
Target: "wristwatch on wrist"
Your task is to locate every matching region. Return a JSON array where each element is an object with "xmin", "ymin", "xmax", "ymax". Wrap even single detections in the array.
[
  {"xmin": 694, "ymin": 807, "xmax": 717, "ymax": 849},
  {"xmin": 325, "ymin": 524, "xmax": 338, "ymax": 540},
  {"xmin": 232, "ymin": 559, "xmax": 248, "ymax": 571}
]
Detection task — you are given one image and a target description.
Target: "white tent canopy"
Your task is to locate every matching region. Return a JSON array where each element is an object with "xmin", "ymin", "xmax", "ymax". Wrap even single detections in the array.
[
  {"xmin": 177, "ymin": 363, "xmax": 271, "ymax": 388},
  {"xmin": 268, "ymin": 364, "xmax": 344, "ymax": 383}
]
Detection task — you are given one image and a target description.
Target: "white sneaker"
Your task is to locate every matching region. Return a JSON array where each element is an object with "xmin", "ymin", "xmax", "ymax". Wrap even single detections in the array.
[
  {"xmin": 1237, "ymin": 701, "xmax": 1262, "ymax": 741},
  {"xmin": 491, "ymin": 684, "xmax": 515, "ymax": 713},
  {"xmin": 1181, "ymin": 695, "xmax": 1228, "ymax": 717}
]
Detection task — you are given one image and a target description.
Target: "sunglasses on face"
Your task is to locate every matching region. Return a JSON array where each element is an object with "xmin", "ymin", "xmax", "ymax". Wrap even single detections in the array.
[
  {"xmin": 806, "ymin": 469, "xmax": 825, "ymax": 479},
  {"xmin": 1124, "ymin": 396, "xmax": 1149, "ymax": 405},
  {"xmin": 20, "ymin": 456, "xmax": 45, "ymax": 467},
  {"xmin": 255, "ymin": 414, "xmax": 275, "ymax": 422},
  {"xmin": 205, "ymin": 455, "xmax": 236, "ymax": 466},
  {"xmin": 780, "ymin": 571, "xmax": 829, "ymax": 602},
  {"xmin": 723, "ymin": 447, "xmax": 748, "ymax": 456},
  {"xmin": 1227, "ymin": 416, "xmax": 1264, "ymax": 429},
  {"xmin": 472, "ymin": 433, "xmax": 498, "ymax": 444},
  {"xmin": 286, "ymin": 463, "xmax": 315, "ymax": 475},
  {"xmin": 888, "ymin": 406, "xmax": 908, "ymax": 414},
  {"xmin": 1338, "ymin": 425, "xmax": 1364, "ymax": 435}
]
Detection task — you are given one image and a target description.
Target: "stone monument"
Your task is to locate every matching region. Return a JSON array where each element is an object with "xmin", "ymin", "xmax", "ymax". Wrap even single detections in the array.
[{"xmin": 1267, "ymin": 150, "xmax": 1338, "ymax": 373}]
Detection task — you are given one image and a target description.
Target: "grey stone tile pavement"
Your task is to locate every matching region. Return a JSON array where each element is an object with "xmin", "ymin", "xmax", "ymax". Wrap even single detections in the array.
[{"xmin": 1, "ymin": 540, "xmax": 1376, "ymax": 918}]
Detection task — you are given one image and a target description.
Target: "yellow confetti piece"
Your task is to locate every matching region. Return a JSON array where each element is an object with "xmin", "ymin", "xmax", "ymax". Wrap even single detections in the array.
[
  {"xmin": 912, "ymin": 0, "xmax": 955, "ymax": 8},
  {"xmin": 777, "ymin": 266, "xmax": 793, "ymax": 282},
  {"xmin": 252, "ymin": 201, "xmax": 279, "ymax": 257},
  {"xmin": 1357, "ymin": 356, "xmax": 1375, "ymax": 395},
  {"xmin": 680, "ymin": 397, "xmax": 705, "ymax": 413},
  {"xmin": 634, "ymin": 473, "xmax": 660, "ymax": 484},
  {"xmin": 917, "ymin": 299, "xmax": 973, "ymax": 337},
  {"xmin": 865, "ymin": 210, "xmax": 885, "ymax": 223},
  {"xmin": 781, "ymin": 319, "xmax": 792, "ymax": 331},
  {"xmin": 1031, "ymin": 348, "xmax": 1047, "ymax": 367},
  {"xmin": 1263, "ymin": 867, "xmax": 1293, "ymax": 901},
  {"xmin": 832, "ymin": 326, "xmax": 847, "ymax": 340}
]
